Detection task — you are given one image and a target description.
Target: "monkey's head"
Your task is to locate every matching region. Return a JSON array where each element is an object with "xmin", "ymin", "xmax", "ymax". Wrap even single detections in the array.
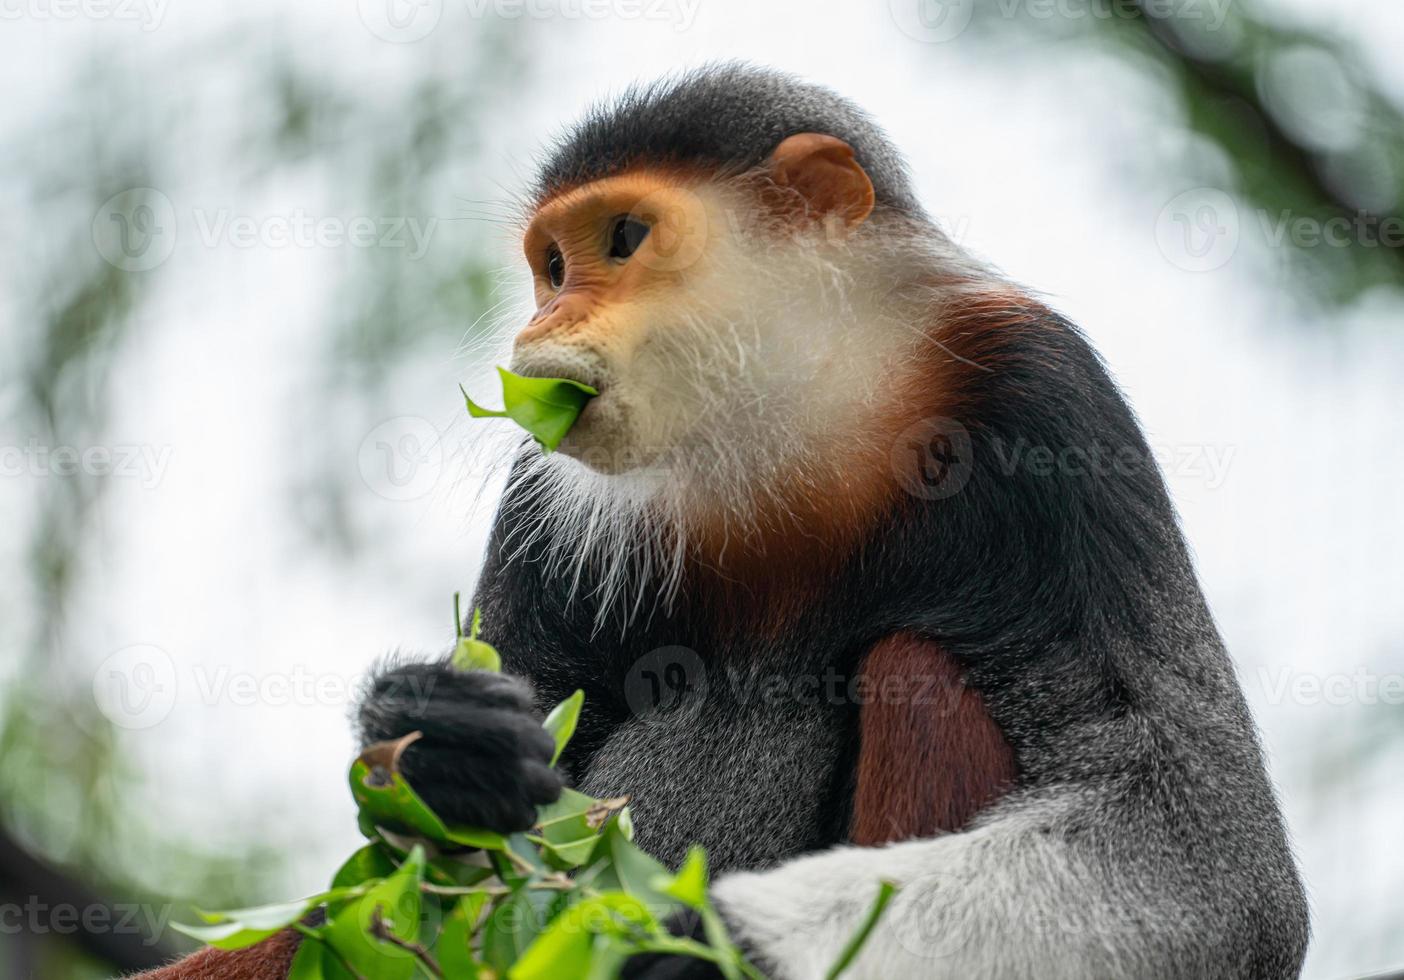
[{"xmin": 508, "ymin": 65, "xmax": 952, "ymax": 488}]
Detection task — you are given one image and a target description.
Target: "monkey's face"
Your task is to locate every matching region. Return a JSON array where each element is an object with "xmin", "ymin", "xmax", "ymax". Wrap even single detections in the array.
[
  {"xmin": 511, "ymin": 170, "xmax": 718, "ymax": 474},
  {"xmin": 511, "ymin": 134, "xmax": 881, "ymax": 477}
]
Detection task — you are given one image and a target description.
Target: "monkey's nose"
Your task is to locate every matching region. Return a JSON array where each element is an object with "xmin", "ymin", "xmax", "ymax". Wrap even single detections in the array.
[{"xmin": 517, "ymin": 291, "xmax": 595, "ymax": 346}]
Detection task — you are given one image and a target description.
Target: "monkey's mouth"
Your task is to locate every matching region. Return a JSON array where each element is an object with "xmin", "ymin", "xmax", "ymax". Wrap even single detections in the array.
[
  {"xmin": 509, "ymin": 359, "xmax": 608, "ymax": 399},
  {"xmin": 558, "ymin": 385, "xmax": 611, "ymax": 443}
]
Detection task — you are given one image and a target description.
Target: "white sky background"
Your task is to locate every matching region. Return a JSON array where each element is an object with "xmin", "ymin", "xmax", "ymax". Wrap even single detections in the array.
[{"xmin": 2, "ymin": 0, "xmax": 1403, "ymax": 976}]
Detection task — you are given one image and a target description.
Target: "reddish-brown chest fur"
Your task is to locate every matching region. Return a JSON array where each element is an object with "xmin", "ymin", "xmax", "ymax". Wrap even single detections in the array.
[{"xmin": 851, "ymin": 633, "xmax": 1017, "ymax": 844}]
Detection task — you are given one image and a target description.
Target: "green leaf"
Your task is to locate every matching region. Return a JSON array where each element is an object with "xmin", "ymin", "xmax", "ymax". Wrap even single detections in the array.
[
  {"xmin": 286, "ymin": 938, "xmax": 361, "ymax": 980},
  {"xmin": 531, "ymin": 833, "xmax": 600, "ymax": 870},
  {"xmin": 452, "ymin": 635, "xmax": 502, "ymax": 673},
  {"xmin": 822, "ymin": 880, "xmax": 898, "ymax": 980},
  {"xmin": 426, "ymin": 854, "xmax": 495, "ymax": 889},
  {"xmin": 655, "ymin": 846, "xmax": 708, "ymax": 909},
  {"xmin": 541, "ymin": 690, "xmax": 584, "ymax": 766},
  {"xmin": 330, "ymin": 844, "xmax": 397, "ymax": 890},
  {"xmin": 582, "ymin": 936, "xmax": 634, "ymax": 980},
  {"xmin": 172, "ymin": 893, "xmax": 348, "ymax": 950},
  {"xmin": 324, "ymin": 846, "xmax": 427, "ymax": 980},
  {"xmin": 286, "ymin": 940, "xmax": 328, "ymax": 980},
  {"xmin": 530, "ymin": 790, "xmax": 626, "ymax": 871},
  {"xmin": 170, "ymin": 917, "xmax": 295, "ymax": 951},
  {"xmin": 435, "ymin": 893, "xmax": 490, "ymax": 978},
  {"xmin": 461, "ymin": 368, "xmax": 598, "ymax": 453},
  {"xmin": 510, "ymin": 893, "xmax": 656, "ymax": 980},
  {"xmin": 533, "ymin": 788, "xmax": 601, "ymax": 831},
  {"xmin": 481, "ymin": 886, "xmax": 541, "ymax": 974},
  {"xmin": 443, "ymin": 824, "xmax": 509, "ymax": 851},
  {"xmin": 349, "ymin": 733, "xmax": 506, "ymax": 852},
  {"xmin": 451, "ymin": 602, "xmax": 502, "ymax": 672},
  {"xmin": 581, "ymin": 818, "xmax": 677, "ymax": 919}
]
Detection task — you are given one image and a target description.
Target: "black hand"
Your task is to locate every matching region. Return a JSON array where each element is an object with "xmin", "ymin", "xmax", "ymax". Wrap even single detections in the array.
[
  {"xmin": 619, "ymin": 909, "xmax": 727, "ymax": 980},
  {"xmin": 356, "ymin": 660, "xmax": 563, "ymax": 834}
]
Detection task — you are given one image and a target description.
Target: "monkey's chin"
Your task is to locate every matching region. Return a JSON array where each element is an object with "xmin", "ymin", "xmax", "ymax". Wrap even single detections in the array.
[{"xmin": 556, "ymin": 395, "xmax": 669, "ymax": 476}]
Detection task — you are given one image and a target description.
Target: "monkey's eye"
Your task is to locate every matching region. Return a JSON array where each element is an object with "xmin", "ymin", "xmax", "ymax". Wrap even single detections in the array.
[
  {"xmin": 545, "ymin": 245, "xmax": 565, "ymax": 289},
  {"xmin": 608, "ymin": 216, "xmax": 650, "ymax": 260}
]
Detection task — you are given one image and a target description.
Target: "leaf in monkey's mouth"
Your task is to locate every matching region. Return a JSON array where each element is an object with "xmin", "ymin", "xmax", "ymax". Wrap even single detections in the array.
[{"xmin": 461, "ymin": 367, "xmax": 598, "ymax": 453}]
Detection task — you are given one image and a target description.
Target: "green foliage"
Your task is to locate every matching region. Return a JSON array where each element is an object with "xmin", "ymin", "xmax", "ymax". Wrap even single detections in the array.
[
  {"xmin": 451, "ymin": 595, "xmax": 501, "ymax": 673},
  {"xmin": 174, "ymin": 606, "xmax": 895, "ymax": 978},
  {"xmin": 462, "ymin": 368, "xmax": 598, "ymax": 453}
]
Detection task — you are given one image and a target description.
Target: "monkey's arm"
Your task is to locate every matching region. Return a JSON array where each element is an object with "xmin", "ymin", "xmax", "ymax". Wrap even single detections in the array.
[
  {"xmin": 715, "ymin": 776, "xmax": 1309, "ymax": 980},
  {"xmin": 707, "ymin": 658, "xmax": 1309, "ymax": 980},
  {"xmin": 124, "ymin": 926, "xmax": 301, "ymax": 978}
]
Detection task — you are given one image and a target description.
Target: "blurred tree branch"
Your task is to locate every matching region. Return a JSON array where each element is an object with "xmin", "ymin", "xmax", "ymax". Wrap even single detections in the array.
[{"xmin": 971, "ymin": 0, "xmax": 1404, "ymax": 303}]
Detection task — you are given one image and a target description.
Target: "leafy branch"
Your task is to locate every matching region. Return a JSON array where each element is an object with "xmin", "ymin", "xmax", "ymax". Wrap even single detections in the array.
[{"xmin": 173, "ymin": 599, "xmax": 895, "ymax": 978}]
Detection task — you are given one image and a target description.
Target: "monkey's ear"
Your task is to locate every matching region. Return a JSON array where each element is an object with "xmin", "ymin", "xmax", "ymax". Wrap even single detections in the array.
[{"xmin": 765, "ymin": 133, "xmax": 876, "ymax": 229}]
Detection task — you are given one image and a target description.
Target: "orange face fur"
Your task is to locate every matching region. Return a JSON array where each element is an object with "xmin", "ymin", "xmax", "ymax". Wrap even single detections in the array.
[
  {"xmin": 512, "ymin": 169, "xmax": 716, "ymax": 473},
  {"xmin": 509, "ymin": 135, "xmax": 880, "ymax": 478}
]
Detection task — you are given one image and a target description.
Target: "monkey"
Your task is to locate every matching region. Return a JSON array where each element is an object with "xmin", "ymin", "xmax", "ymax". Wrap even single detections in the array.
[{"xmin": 132, "ymin": 63, "xmax": 1309, "ymax": 979}]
